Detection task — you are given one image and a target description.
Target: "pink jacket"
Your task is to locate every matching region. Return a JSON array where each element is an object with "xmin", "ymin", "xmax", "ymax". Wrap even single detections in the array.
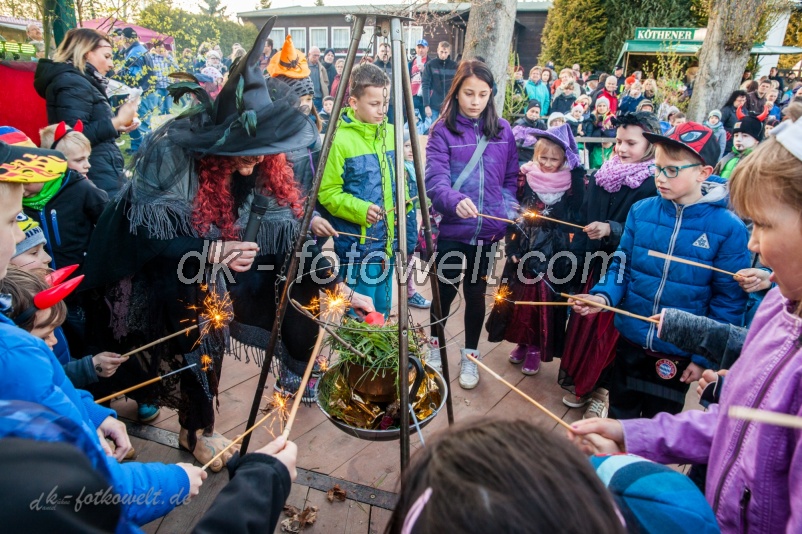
[{"xmin": 622, "ymin": 287, "xmax": 802, "ymax": 533}]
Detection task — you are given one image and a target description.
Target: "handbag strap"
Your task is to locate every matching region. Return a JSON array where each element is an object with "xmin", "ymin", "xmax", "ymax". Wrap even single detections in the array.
[{"xmin": 452, "ymin": 135, "xmax": 489, "ymax": 192}]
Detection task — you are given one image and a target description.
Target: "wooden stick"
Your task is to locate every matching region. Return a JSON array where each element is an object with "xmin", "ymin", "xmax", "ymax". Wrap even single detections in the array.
[
  {"xmin": 95, "ymin": 363, "xmax": 197, "ymax": 404},
  {"xmin": 335, "ymin": 231, "xmax": 380, "ymax": 241},
  {"xmin": 562, "ymin": 293, "xmax": 660, "ymax": 325},
  {"xmin": 202, "ymin": 411, "xmax": 272, "ymax": 471},
  {"xmin": 464, "ymin": 354, "xmax": 573, "ymax": 431},
  {"xmin": 291, "ymin": 299, "xmax": 369, "ymax": 360},
  {"xmin": 728, "ymin": 406, "xmax": 802, "ymax": 430},
  {"xmin": 526, "ymin": 212, "xmax": 586, "ymax": 230},
  {"xmin": 121, "ymin": 324, "xmax": 199, "ymax": 359},
  {"xmin": 648, "ymin": 250, "xmax": 739, "ymax": 277},
  {"xmin": 514, "ymin": 301, "xmax": 574, "ymax": 306},
  {"xmin": 386, "ymin": 196, "xmax": 419, "ymax": 213},
  {"xmin": 282, "ymin": 325, "xmax": 326, "ymax": 439},
  {"xmin": 477, "ymin": 213, "xmax": 516, "ymax": 224}
]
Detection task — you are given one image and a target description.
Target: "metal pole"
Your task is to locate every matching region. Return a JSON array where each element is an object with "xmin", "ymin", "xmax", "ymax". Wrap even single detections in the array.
[
  {"xmin": 240, "ymin": 15, "xmax": 367, "ymax": 454},
  {"xmin": 389, "ymin": 16, "xmax": 411, "ymax": 470},
  {"xmin": 400, "ymin": 43, "xmax": 454, "ymax": 425}
]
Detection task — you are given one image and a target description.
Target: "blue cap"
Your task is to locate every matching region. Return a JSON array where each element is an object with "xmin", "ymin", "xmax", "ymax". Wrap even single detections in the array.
[
  {"xmin": 416, "ymin": 39, "xmax": 428, "ymax": 47},
  {"xmin": 194, "ymin": 72, "xmax": 214, "ymax": 83}
]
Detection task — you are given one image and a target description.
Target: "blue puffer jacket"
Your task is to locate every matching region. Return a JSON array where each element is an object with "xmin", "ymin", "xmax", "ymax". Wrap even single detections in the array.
[
  {"xmin": 591, "ymin": 177, "xmax": 750, "ymax": 366},
  {"xmin": 0, "ymin": 314, "xmax": 189, "ymax": 525}
]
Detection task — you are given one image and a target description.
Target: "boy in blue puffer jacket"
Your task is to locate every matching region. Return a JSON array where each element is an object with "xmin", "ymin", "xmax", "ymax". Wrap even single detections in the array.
[
  {"xmin": 0, "ymin": 139, "xmax": 201, "ymax": 526},
  {"xmin": 571, "ymin": 122, "xmax": 750, "ymax": 418}
]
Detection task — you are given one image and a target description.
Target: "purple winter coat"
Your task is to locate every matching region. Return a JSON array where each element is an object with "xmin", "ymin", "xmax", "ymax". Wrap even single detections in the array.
[
  {"xmin": 425, "ymin": 115, "xmax": 519, "ymax": 245},
  {"xmin": 622, "ymin": 287, "xmax": 802, "ymax": 533}
]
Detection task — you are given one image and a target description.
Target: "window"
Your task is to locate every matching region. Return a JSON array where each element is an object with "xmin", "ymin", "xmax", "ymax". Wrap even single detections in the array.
[
  {"xmin": 269, "ymin": 27, "xmax": 286, "ymax": 45},
  {"xmin": 332, "ymin": 27, "xmax": 350, "ymax": 50},
  {"xmin": 404, "ymin": 25, "xmax": 424, "ymax": 58},
  {"xmin": 358, "ymin": 25, "xmax": 374, "ymax": 52},
  {"xmin": 309, "ymin": 27, "xmax": 328, "ymax": 50},
  {"xmin": 289, "ymin": 27, "xmax": 306, "ymax": 52}
]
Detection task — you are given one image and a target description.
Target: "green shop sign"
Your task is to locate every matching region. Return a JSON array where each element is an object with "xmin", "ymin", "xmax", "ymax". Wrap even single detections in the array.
[{"xmin": 633, "ymin": 27, "xmax": 704, "ymax": 42}]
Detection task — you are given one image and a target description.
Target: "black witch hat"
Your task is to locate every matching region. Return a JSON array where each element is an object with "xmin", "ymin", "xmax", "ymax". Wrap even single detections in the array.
[{"xmin": 161, "ymin": 17, "xmax": 316, "ymax": 156}]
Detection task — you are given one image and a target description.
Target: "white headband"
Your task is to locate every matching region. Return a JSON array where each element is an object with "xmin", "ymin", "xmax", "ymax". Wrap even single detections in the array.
[{"xmin": 770, "ymin": 116, "xmax": 802, "ymax": 162}]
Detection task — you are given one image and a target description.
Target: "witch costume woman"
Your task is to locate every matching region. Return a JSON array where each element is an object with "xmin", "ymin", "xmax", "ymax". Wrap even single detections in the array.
[{"xmin": 82, "ymin": 19, "xmax": 318, "ymax": 470}]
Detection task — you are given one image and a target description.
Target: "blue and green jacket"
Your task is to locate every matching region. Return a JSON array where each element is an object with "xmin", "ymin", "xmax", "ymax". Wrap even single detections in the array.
[{"xmin": 319, "ymin": 107, "xmax": 406, "ymax": 264}]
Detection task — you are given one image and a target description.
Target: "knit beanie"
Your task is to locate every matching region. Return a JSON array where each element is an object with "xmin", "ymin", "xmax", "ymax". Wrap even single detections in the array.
[
  {"xmin": 527, "ymin": 99, "xmax": 541, "ymax": 111},
  {"xmin": 636, "ymin": 99, "xmax": 654, "ymax": 112},
  {"xmin": 708, "ymin": 109, "xmax": 722, "ymax": 120},
  {"xmin": 547, "ymin": 112, "xmax": 565, "ymax": 126},
  {"xmin": 733, "ymin": 116, "xmax": 764, "ymax": 142},
  {"xmin": 13, "ymin": 212, "xmax": 46, "ymax": 258},
  {"xmin": 596, "ymin": 96, "xmax": 610, "ymax": 108}
]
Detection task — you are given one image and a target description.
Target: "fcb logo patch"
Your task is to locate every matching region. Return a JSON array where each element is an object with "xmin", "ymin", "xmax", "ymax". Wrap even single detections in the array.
[{"xmin": 655, "ymin": 358, "xmax": 678, "ymax": 380}]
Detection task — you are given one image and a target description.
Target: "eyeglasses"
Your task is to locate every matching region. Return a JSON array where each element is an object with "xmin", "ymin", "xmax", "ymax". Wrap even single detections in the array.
[{"xmin": 649, "ymin": 163, "xmax": 701, "ymax": 179}]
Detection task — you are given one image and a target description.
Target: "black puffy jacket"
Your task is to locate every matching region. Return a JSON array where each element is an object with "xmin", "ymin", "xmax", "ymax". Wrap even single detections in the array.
[{"xmin": 33, "ymin": 60, "xmax": 124, "ymax": 196}]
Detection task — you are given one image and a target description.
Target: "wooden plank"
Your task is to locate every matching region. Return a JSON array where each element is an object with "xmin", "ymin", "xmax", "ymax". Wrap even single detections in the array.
[
  {"xmin": 369, "ymin": 506, "xmax": 394, "ymax": 534},
  {"xmin": 301, "ymin": 488, "xmax": 370, "ymax": 534},
  {"xmin": 154, "ymin": 462, "xmax": 229, "ymax": 534},
  {"xmin": 328, "ymin": 439, "xmax": 402, "ymax": 492}
]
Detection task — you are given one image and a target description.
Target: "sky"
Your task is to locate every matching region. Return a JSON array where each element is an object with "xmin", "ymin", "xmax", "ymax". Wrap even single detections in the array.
[{"xmin": 173, "ymin": 0, "xmax": 384, "ymax": 18}]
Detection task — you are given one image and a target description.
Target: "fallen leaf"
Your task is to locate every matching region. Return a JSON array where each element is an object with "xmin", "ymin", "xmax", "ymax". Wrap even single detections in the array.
[
  {"xmin": 464, "ymin": 399, "xmax": 471, "ymax": 406},
  {"xmin": 283, "ymin": 504, "xmax": 300, "ymax": 517},
  {"xmin": 327, "ymin": 484, "xmax": 347, "ymax": 502},
  {"xmin": 280, "ymin": 517, "xmax": 300, "ymax": 533},
  {"xmin": 299, "ymin": 505, "xmax": 318, "ymax": 528}
]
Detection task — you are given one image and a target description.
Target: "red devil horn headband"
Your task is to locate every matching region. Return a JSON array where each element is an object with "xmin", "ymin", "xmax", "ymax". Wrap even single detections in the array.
[
  {"xmin": 50, "ymin": 121, "xmax": 83, "ymax": 150},
  {"xmin": 45, "ymin": 264, "xmax": 80, "ymax": 286},
  {"xmin": 13, "ymin": 275, "xmax": 84, "ymax": 326}
]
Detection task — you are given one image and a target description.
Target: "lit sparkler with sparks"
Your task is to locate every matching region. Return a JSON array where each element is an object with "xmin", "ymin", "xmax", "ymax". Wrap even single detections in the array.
[
  {"xmin": 494, "ymin": 285, "xmax": 512, "ymax": 304},
  {"xmin": 304, "ymin": 288, "xmax": 351, "ymax": 320},
  {"xmin": 261, "ymin": 392, "xmax": 290, "ymax": 434},
  {"xmin": 521, "ymin": 210, "xmax": 585, "ymax": 230},
  {"xmin": 189, "ymin": 285, "xmax": 234, "ymax": 341},
  {"xmin": 200, "ymin": 354, "xmax": 213, "ymax": 372}
]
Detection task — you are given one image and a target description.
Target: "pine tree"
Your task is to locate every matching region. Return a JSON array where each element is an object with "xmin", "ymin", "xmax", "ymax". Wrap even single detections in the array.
[
  {"xmin": 599, "ymin": 0, "xmax": 701, "ymax": 70},
  {"xmin": 258, "ymin": 0, "xmax": 271, "ymax": 9},
  {"xmin": 200, "ymin": 0, "xmax": 226, "ymax": 16},
  {"xmin": 314, "ymin": 0, "xmax": 324, "ymax": 5},
  {"xmin": 540, "ymin": 0, "xmax": 608, "ymax": 71}
]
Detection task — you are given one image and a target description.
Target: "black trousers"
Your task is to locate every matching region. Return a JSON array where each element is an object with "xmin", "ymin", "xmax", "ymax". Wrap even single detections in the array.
[
  {"xmin": 609, "ymin": 341, "xmax": 688, "ymax": 419},
  {"xmin": 430, "ymin": 240, "xmax": 496, "ymax": 350}
]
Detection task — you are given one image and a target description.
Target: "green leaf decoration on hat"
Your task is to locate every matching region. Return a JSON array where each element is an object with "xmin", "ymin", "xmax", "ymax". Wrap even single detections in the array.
[
  {"xmin": 240, "ymin": 110, "xmax": 257, "ymax": 137},
  {"xmin": 236, "ymin": 77, "xmax": 245, "ymax": 115}
]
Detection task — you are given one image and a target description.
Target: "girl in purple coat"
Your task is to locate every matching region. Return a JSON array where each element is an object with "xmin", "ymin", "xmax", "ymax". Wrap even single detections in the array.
[
  {"xmin": 424, "ymin": 60, "xmax": 519, "ymax": 390},
  {"xmin": 571, "ymin": 116, "xmax": 802, "ymax": 533}
]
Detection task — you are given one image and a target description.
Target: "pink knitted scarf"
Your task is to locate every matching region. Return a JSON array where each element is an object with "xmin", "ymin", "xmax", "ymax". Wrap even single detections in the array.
[
  {"xmin": 594, "ymin": 155, "xmax": 654, "ymax": 193},
  {"xmin": 521, "ymin": 161, "xmax": 572, "ymax": 194}
]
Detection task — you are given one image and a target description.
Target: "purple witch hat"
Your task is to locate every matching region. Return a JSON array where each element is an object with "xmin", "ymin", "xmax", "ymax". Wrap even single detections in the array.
[{"xmin": 529, "ymin": 124, "xmax": 582, "ymax": 170}]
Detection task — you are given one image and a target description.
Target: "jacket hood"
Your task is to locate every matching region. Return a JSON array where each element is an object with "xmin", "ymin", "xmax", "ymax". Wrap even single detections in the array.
[
  {"xmin": 339, "ymin": 106, "xmax": 389, "ymax": 140},
  {"xmin": 33, "ymin": 59, "xmax": 80, "ymax": 98},
  {"xmin": 697, "ymin": 175, "xmax": 729, "ymax": 206}
]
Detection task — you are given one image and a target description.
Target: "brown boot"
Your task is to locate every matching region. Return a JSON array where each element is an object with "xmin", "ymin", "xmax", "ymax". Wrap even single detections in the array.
[{"xmin": 179, "ymin": 428, "xmax": 239, "ymax": 473}]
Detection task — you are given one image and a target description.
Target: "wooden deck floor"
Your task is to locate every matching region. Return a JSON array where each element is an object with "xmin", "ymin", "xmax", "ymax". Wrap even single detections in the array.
[{"xmin": 113, "ymin": 254, "xmax": 700, "ymax": 533}]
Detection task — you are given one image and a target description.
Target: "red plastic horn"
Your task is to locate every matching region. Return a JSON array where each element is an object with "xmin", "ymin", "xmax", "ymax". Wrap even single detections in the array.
[
  {"xmin": 364, "ymin": 311, "xmax": 386, "ymax": 326},
  {"xmin": 736, "ymin": 105, "xmax": 746, "ymax": 120},
  {"xmin": 45, "ymin": 264, "xmax": 79, "ymax": 286},
  {"xmin": 33, "ymin": 275, "xmax": 84, "ymax": 310},
  {"xmin": 54, "ymin": 122, "xmax": 68, "ymax": 144}
]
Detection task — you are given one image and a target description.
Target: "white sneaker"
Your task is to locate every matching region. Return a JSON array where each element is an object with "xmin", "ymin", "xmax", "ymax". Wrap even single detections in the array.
[
  {"xmin": 426, "ymin": 338, "xmax": 443, "ymax": 373},
  {"xmin": 459, "ymin": 349, "xmax": 480, "ymax": 389},
  {"xmin": 583, "ymin": 388, "xmax": 609, "ymax": 419}
]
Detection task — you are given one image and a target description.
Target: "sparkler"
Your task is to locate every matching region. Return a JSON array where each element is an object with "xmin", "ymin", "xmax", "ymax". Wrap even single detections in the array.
[
  {"xmin": 463, "ymin": 354, "xmax": 573, "ymax": 431},
  {"xmin": 282, "ymin": 326, "xmax": 326, "ymax": 439},
  {"xmin": 386, "ymin": 196, "xmax": 419, "ymax": 214},
  {"xmin": 120, "ymin": 323, "xmax": 204, "ymax": 359},
  {"xmin": 477, "ymin": 213, "xmax": 516, "ymax": 224},
  {"xmin": 523, "ymin": 211, "xmax": 586, "ymax": 230},
  {"xmin": 491, "ymin": 286, "xmax": 571, "ymax": 306},
  {"xmin": 729, "ymin": 406, "xmax": 802, "ymax": 430},
  {"xmin": 190, "ymin": 285, "xmax": 234, "ymax": 340},
  {"xmin": 493, "ymin": 285, "xmax": 512, "ymax": 304},
  {"xmin": 564, "ymin": 293, "xmax": 660, "ymax": 324},
  {"xmin": 94, "ymin": 363, "xmax": 197, "ymax": 404},
  {"xmin": 647, "ymin": 250, "xmax": 740, "ymax": 277},
  {"xmin": 303, "ymin": 288, "xmax": 351, "ymax": 320},
  {"xmin": 200, "ymin": 354, "xmax": 213, "ymax": 372}
]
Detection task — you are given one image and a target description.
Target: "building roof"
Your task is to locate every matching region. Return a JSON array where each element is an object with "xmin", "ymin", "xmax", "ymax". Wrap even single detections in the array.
[
  {"xmin": 617, "ymin": 40, "xmax": 802, "ymax": 66},
  {"xmin": 238, "ymin": 1, "xmax": 551, "ymax": 18}
]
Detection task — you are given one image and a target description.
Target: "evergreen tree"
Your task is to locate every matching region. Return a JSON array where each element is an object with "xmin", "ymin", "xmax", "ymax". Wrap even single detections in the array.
[
  {"xmin": 540, "ymin": 0, "xmax": 608, "ymax": 71},
  {"xmin": 599, "ymin": 0, "xmax": 701, "ymax": 70},
  {"xmin": 314, "ymin": 0, "xmax": 324, "ymax": 5},
  {"xmin": 200, "ymin": 0, "xmax": 226, "ymax": 16},
  {"xmin": 258, "ymin": 0, "xmax": 272, "ymax": 9}
]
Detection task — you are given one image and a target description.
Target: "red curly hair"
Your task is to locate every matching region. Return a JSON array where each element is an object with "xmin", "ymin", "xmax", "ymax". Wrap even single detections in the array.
[{"xmin": 192, "ymin": 154, "xmax": 303, "ymax": 239}]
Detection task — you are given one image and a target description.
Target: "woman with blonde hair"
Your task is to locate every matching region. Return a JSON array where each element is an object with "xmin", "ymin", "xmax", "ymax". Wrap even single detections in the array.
[{"xmin": 34, "ymin": 28, "xmax": 137, "ymax": 196}]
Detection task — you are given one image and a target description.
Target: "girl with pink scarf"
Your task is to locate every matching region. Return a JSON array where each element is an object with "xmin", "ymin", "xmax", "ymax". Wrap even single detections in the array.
[{"xmin": 486, "ymin": 124, "xmax": 585, "ymax": 375}]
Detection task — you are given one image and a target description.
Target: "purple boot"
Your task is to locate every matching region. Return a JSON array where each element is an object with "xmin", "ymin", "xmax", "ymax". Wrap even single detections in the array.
[
  {"xmin": 521, "ymin": 346, "xmax": 541, "ymax": 376},
  {"xmin": 509, "ymin": 344, "xmax": 528, "ymax": 364}
]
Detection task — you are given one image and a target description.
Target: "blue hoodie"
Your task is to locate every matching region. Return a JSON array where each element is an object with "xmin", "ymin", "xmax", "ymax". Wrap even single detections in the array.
[
  {"xmin": 591, "ymin": 177, "xmax": 750, "ymax": 367},
  {"xmin": 0, "ymin": 313, "xmax": 189, "ymax": 525}
]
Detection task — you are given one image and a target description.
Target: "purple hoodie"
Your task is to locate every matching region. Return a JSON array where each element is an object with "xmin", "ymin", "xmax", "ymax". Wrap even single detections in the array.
[
  {"xmin": 622, "ymin": 287, "xmax": 802, "ymax": 533},
  {"xmin": 425, "ymin": 114, "xmax": 519, "ymax": 244}
]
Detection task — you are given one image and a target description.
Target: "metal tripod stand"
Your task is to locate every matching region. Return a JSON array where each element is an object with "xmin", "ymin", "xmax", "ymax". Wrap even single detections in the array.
[{"xmin": 241, "ymin": 12, "xmax": 455, "ymax": 472}]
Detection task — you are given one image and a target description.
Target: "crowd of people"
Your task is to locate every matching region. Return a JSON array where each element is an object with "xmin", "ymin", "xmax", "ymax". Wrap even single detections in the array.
[{"xmin": 1, "ymin": 18, "xmax": 802, "ymax": 534}]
